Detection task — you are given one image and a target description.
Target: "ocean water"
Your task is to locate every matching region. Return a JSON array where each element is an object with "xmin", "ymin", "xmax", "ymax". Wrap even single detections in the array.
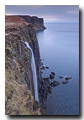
[{"xmin": 36, "ymin": 23, "xmax": 79, "ymax": 115}]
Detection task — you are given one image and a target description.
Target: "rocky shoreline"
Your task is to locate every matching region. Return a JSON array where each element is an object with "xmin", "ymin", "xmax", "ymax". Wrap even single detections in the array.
[{"xmin": 38, "ymin": 59, "xmax": 72, "ymax": 109}]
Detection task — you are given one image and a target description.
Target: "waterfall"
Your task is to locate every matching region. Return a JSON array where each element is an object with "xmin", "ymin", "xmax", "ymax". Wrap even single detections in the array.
[{"xmin": 25, "ymin": 41, "xmax": 39, "ymax": 101}]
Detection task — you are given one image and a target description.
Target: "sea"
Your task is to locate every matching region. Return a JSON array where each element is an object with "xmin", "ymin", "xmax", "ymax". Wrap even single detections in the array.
[{"xmin": 36, "ymin": 22, "xmax": 79, "ymax": 115}]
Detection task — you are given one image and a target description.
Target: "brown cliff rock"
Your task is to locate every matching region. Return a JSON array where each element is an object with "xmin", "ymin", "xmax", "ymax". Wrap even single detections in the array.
[{"xmin": 5, "ymin": 15, "xmax": 46, "ymax": 115}]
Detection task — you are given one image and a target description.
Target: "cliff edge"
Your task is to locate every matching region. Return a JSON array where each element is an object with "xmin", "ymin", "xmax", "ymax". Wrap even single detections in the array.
[
  {"xmin": 18, "ymin": 15, "xmax": 46, "ymax": 31},
  {"xmin": 5, "ymin": 15, "xmax": 47, "ymax": 115}
]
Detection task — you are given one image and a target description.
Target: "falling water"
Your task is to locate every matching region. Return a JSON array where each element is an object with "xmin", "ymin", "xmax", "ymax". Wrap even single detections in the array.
[{"xmin": 25, "ymin": 41, "xmax": 39, "ymax": 101}]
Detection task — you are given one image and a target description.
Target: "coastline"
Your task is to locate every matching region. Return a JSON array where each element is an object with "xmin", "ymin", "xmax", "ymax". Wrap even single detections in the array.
[{"xmin": 5, "ymin": 15, "xmax": 47, "ymax": 115}]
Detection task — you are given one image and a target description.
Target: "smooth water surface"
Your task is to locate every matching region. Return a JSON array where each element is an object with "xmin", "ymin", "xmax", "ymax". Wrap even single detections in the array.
[{"xmin": 36, "ymin": 23, "xmax": 79, "ymax": 115}]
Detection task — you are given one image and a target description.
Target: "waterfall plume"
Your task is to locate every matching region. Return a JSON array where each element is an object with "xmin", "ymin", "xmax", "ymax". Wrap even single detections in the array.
[{"xmin": 25, "ymin": 41, "xmax": 39, "ymax": 102}]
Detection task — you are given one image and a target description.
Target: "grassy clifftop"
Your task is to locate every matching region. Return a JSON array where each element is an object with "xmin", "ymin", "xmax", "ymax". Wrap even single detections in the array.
[{"xmin": 5, "ymin": 16, "xmax": 47, "ymax": 115}]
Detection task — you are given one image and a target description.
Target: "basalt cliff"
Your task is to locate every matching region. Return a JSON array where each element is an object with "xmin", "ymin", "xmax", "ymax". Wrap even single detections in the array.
[
  {"xmin": 5, "ymin": 15, "xmax": 47, "ymax": 115},
  {"xmin": 18, "ymin": 15, "xmax": 46, "ymax": 31}
]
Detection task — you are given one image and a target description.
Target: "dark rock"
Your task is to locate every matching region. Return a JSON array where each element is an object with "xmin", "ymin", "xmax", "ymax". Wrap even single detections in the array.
[
  {"xmin": 65, "ymin": 77, "xmax": 72, "ymax": 80},
  {"xmin": 41, "ymin": 71, "xmax": 43, "ymax": 74},
  {"xmin": 41, "ymin": 66, "xmax": 45, "ymax": 70},
  {"xmin": 40, "ymin": 81, "xmax": 44, "ymax": 85},
  {"xmin": 40, "ymin": 62, "xmax": 43, "ymax": 66},
  {"xmin": 62, "ymin": 81, "xmax": 69, "ymax": 84},
  {"xmin": 31, "ymin": 16, "xmax": 43, "ymax": 25},
  {"xmin": 18, "ymin": 15, "xmax": 32, "ymax": 23},
  {"xmin": 19, "ymin": 15, "xmax": 46, "ymax": 31},
  {"xmin": 59, "ymin": 76, "xmax": 64, "ymax": 79},
  {"xmin": 43, "ymin": 77, "xmax": 49, "ymax": 81},
  {"xmin": 50, "ymin": 74, "xmax": 54, "ymax": 79},
  {"xmin": 51, "ymin": 72, "xmax": 55, "ymax": 75},
  {"xmin": 49, "ymin": 82, "xmax": 54, "ymax": 87},
  {"xmin": 41, "ymin": 66, "xmax": 49, "ymax": 70},
  {"xmin": 19, "ymin": 15, "xmax": 44, "ymax": 26},
  {"xmin": 40, "ymin": 59, "xmax": 42, "ymax": 61},
  {"xmin": 45, "ymin": 67, "xmax": 49, "ymax": 69},
  {"xmin": 48, "ymin": 86, "xmax": 53, "ymax": 90},
  {"xmin": 48, "ymin": 90, "xmax": 52, "ymax": 93},
  {"xmin": 53, "ymin": 80, "xmax": 61, "ymax": 86}
]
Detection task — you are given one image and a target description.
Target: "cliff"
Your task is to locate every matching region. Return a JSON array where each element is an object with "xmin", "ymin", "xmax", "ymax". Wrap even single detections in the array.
[
  {"xmin": 18, "ymin": 15, "xmax": 46, "ymax": 31},
  {"xmin": 5, "ymin": 15, "xmax": 47, "ymax": 115}
]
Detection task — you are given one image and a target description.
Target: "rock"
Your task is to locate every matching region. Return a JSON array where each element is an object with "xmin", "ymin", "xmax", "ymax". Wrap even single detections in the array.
[
  {"xmin": 45, "ymin": 67, "xmax": 49, "ymax": 69},
  {"xmin": 59, "ymin": 76, "xmax": 64, "ymax": 79},
  {"xmin": 40, "ymin": 66, "xmax": 49, "ymax": 70},
  {"xmin": 65, "ymin": 77, "xmax": 72, "ymax": 80},
  {"xmin": 41, "ymin": 66, "xmax": 45, "ymax": 70},
  {"xmin": 19, "ymin": 16, "xmax": 46, "ymax": 31},
  {"xmin": 53, "ymin": 81, "xmax": 61, "ymax": 86},
  {"xmin": 48, "ymin": 85, "xmax": 53, "ymax": 90},
  {"xmin": 49, "ymin": 82, "xmax": 53, "ymax": 87},
  {"xmin": 51, "ymin": 72, "xmax": 55, "ymax": 75},
  {"xmin": 41, "ymin": 66, "xmax": 49, "ymax": 70},
  {"xmin": 40, "ymin": 59, "xmax": 42, "ymax": 61},
  {"xmin": 40, "ymin": 62, "xmax": 43, "ymax": 66},
  {"xmin": 62, "ymin": 81, "xmax": 69, "ymax": 84},
  {"xmin": 48, "ymin": 90, "xmax": 52, "ymax": 93},
  {"xmin": 50, "ymin": 74, "xmax": 54, "ymax": 79},
  {"xmin": 43, "ymin": 77, "xmax": 49, "ymax": 81}
]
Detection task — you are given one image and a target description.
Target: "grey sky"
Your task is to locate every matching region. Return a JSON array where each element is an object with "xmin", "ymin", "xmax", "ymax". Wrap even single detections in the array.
[{"xmin": 5, "ymin": 5, "xmax": 79, "ymax": 23}]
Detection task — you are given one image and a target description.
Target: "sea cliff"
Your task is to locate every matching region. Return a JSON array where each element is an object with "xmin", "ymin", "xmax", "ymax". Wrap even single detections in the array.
[
  {"xmin": 18, "ymin": 15, "xmax": 46, "ymax": 31},
  {"xmin": 5, "ymin": 15, "xmax": 47, "ymax": 115}
]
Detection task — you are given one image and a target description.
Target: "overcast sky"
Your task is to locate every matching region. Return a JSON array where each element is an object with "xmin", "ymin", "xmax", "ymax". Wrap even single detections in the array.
[{"xmin": 5, "ymin": 5, "xmax": 79, "ymax": 23}]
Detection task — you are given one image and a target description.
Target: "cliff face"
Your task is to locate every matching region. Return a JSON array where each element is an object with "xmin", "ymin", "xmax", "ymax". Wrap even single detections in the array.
[
  {"xmin": 18, "ymin": 15, "xmax": 46, "ymax": 31},
  {"xmin": 5, "ymin": 16, "xmax": 46, "ymax": 115}
]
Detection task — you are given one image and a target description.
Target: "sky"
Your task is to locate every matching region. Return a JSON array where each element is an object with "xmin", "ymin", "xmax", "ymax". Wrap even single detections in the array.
[{"xmin": 5, "ymin": 5, "xmax": 79, "ymax": 23}]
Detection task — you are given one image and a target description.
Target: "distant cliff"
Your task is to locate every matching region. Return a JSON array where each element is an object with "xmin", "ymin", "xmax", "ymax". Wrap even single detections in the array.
[
  {"xmin": 5, "ymin": 15, "xmax": 47, "ymax": 115},
  {"xmin": 18, "ymin": 15, "xmax": 46, "ymax": 31}
]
